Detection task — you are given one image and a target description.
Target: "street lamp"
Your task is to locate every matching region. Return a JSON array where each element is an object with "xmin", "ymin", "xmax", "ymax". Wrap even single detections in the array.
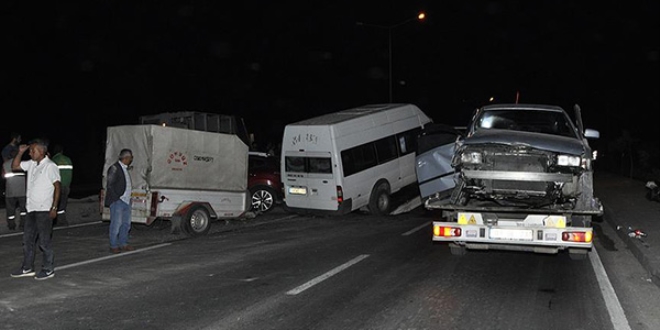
[{"xmin": 357, "ymin": 12, "xmax": 426, "ymax": 103}]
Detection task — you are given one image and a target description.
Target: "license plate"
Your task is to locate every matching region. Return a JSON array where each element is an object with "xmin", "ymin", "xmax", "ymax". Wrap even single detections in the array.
[
  {"xmin": 490, "ymin": 228, "xmax": 533, "ymax": 241},
  {"xmin": 288, "ymin": 187, "xmax": 307, "ymax": 195}
]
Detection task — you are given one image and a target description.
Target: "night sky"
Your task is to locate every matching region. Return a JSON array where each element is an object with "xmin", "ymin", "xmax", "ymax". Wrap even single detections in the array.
[{"xmin": 2, "ymin": 1, "xmax": 658, "ymax": 187}]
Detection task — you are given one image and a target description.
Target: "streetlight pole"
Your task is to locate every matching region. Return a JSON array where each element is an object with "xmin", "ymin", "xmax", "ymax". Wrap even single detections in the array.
[{"xmin": 357, "ymin": 12, "xmax": 426, "ymax": 103}]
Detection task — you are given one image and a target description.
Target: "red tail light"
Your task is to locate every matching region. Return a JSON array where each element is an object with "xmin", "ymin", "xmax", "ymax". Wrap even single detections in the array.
[
  {"xmin": 562, "ymin": 231, "xmax": 593, "ymax": 243},
  {"xmin": 434, "ymin": 226, "xmax": 462, "ymax": 237},
  {"xmin": 336, "ymin": 186, "xmax": 343, "ymax": 204},
  {"xmin": 150, "ymin": 192, "xmax": 159, "ymax": 216}
]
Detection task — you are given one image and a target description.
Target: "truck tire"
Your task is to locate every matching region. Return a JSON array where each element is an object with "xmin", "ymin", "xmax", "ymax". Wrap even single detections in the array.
[
  {"xmin": 184, "ymin": 205, "xmax": 211, "ymax": 236},
  {"xmin": 449, "ymin": 243, "xmax": 467, "ymax": 256},
  {"xmin": 250, "ymin": 186, "xmax": 277, "ymax": 213},
  {"xmin": 368, "ymin": 182, "xmax": 391, "ymax": 216}
]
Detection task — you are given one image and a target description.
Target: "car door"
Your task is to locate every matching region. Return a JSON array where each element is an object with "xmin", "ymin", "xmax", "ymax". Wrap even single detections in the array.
[{"xmin": 415, "ymin": 123, "xmax": 462, "ymax": 201}]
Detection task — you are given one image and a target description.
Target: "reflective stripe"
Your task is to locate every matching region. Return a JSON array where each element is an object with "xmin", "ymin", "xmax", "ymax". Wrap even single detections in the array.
[
  {"xmin": 4, "ymin": 172, "xmax": 26, "ymax": 178},
  {"xmin": 57, "ymin": 165, "xmax": 73, "ymax": 170}
]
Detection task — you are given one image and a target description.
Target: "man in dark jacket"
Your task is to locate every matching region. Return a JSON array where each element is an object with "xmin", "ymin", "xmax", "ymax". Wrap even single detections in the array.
[{"xmin": 104, "ymin": 148, "xmax": 134, "ymax": 254}]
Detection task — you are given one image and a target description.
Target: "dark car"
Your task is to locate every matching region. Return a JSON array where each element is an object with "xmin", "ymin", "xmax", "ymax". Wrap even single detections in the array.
[
  {"xmin": 248, "ymin": 151, "xmax": 283, "ymax": 213},
  {"xmin": 450, "ymin": 103, "xmax": 602, "ymax": 225}
]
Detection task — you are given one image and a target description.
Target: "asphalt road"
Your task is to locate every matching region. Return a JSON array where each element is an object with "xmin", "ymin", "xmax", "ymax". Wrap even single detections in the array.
[{"xmin": 1, "ymin": 204, "xmax": 659, "ymax": 330}]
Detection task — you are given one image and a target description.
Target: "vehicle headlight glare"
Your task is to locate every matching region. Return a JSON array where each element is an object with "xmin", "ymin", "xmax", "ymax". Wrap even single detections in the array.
[
  {"xmin": 461, "ymin": 152, "xmax": 482, "ymax": 164},
  {"xmin": 557, "ymin": 155, "xmax": 581, "ymax": 167}
]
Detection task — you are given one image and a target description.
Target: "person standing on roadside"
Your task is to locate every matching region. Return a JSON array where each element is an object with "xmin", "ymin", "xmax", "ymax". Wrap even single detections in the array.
[
  {"xmin": 104, "ymin": 148, "xmax": 135, "ymax": 254},
  {"xmin": 2, "ymin": 149, "xmax": 27, "ymax": 231},
  {"xmin": 51, "ymin": 144, "xmax": 73, "ymax": 227},
  {"xmin": 10, "ymin": 138, "xmax": 60, "ymax": 280},
  {"xmin": 2, "ymin": 132, "xmax": 21, "ymax": 162}
]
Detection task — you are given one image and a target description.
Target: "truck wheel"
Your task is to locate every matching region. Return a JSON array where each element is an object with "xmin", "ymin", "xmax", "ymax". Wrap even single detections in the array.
[
  {"xmin": 449, "ymin": 243, "xmax": 467, "ymax": 256},
  {"xmin": 184, "ymin": 205, "xmax": 211, "ymax": 236},
  {"xmin": 250, "ymin": 186, "xmax": 277, "ymax": 213},
  {"xmin": 368, "ymin": 182, "xmax": 391, "ymax": 216}
]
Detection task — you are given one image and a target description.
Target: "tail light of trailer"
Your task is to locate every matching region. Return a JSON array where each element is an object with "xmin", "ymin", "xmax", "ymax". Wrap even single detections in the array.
[
  {"xmin": 562, "ymin": 231, "xmax": 593, "ymax": 243},
  {"xmin": 434, "ymin": 226, "xmax": 462, "ymax": 238}
]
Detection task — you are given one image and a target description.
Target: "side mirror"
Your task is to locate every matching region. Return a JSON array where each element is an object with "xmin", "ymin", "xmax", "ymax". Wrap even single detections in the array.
[{"xmin": 584, "ymin": 128, "xmax": 600, "ymax": 139}]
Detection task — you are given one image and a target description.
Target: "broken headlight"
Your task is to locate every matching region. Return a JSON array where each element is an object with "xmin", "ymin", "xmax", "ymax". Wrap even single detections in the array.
[{"xmin": 460, "ymin": 152, "xmax": 483, "ymax": 164}]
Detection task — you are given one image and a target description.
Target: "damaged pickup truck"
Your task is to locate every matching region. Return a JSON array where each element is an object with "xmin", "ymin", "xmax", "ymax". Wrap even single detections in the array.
[{"xmin": 424, "ymin": 103, "xmax": 603, "ymax": 260}]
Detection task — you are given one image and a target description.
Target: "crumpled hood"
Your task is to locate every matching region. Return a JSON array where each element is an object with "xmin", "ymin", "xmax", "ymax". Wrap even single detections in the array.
[{"xmin": 463, "ymin": 129, "xmax": 586, "ymax": 155}]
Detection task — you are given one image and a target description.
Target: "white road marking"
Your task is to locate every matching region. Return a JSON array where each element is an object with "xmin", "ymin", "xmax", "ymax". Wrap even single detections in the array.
[
  {"xmin": 0, "ymin": 221, "xmax": 104, "ymax": 239},
  {"xmin": 402, "ymin": 221, "xmax": 431, "ymax": 236},
  {"xmin": 55, "ymin": 243, "xmax": 172, "ymax": 271},
  {"xmin": 286, "ymin": 254, "xmax": 370, "ymax": 296},
  {"xmin": 589, "ymin": 248, "xmax": 632, "ymax": 330}
]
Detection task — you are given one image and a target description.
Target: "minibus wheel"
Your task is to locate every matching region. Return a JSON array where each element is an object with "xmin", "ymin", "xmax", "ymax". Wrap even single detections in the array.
[{"xmin": 369, "ymin": 182, "xmax": 391, "ymax": 216}]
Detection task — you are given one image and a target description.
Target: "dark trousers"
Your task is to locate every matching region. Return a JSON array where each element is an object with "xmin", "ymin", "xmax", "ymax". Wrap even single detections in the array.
[
  {"xmin": 22, "ymin": 211, "xmax": 54, "ymax": 272},
  {"xmin": 5, "ymin": 196, "xmax": 26, "ymax": 229},
  {"xmin": 56, "ymin": 186, "xmax": 70, "ymax": 225}
]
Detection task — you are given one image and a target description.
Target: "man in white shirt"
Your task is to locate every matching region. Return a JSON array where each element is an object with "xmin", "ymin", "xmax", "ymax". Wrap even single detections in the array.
[{"xmin": 9, "ymin": 138, "xmax": 60, "ymax": 281}]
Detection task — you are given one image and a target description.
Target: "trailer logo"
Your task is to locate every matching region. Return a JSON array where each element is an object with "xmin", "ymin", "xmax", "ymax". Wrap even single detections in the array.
[
  {"xmin": 167, "ymin": 151, "xmax": 188, "ymax": 171},
  {"xmin": 193, "ymin": 155, "xmax": 214, "ymax": 163}
]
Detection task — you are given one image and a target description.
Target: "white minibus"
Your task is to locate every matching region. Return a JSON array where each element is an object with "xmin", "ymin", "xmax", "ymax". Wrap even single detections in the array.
[{"xmin": 281, "ymin": 103, "xmax": 432, "ymax": 215}]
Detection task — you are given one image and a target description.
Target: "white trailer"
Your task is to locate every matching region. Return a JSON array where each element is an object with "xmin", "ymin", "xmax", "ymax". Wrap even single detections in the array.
[{"xmin": 100, "ymin": 124, "xmax": 250, "ymax": 236}]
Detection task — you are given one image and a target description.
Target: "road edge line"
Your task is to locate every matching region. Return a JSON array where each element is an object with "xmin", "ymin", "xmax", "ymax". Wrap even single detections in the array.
[{"xmin": 589, "ymin": 247, "xmax": 632, "ymax": 330}]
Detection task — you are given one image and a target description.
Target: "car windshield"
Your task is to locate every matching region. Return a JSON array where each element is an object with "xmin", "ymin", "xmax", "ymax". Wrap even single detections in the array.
[{"xmin": 475, "ymin": 109, "xmax": 577, "ymax": 138}]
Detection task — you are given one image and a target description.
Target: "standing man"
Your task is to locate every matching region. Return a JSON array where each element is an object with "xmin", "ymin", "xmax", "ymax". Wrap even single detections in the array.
[
  {"xmin": 51, "ymin": 144, "xmax": 73, "ymax": 227},
  {"xmin": 104, "ymin": 148, "xmax": 135, "ymax": 254},
  {"xmin": 2, "ymin": 132, "xmax": 21, "ymax": 162},
  {"xmin": 2, "ymin": 149, "xmax": 27, "ymax": 231},
  {"xmin": 10, "ymin": 138, "xmax": 60, "ymax": 280}
]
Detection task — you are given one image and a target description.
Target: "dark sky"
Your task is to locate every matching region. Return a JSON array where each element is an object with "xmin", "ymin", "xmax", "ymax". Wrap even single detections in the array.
[{"xmin": 2, "ymin": 1, "xmax": 658, "ymax": 186}]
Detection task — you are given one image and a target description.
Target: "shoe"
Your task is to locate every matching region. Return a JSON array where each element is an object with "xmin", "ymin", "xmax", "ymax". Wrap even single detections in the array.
[
  {"xmin": 110, "ymin": 247, "xmax": 121, "ymax": 254},
  {"xmin": 11, "ymin": 268, "xmax": 36, "ymax": 278},
  {"xmin": 121, "ymin": 245, "xmax": 135, "ymax": 252},
  {"xmin": 34, "ymin": 270, "xmax": 55, "ymax": 281}
]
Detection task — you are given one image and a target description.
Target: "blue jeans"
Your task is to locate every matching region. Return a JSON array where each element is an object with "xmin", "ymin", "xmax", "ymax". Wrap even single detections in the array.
[
  {"xmin": 109, "ymin": 200, "xmax": 132, "ymax": 249},
  {"xmin": 22, "ymin": 211, "xmax": 54, "ymax": 272}
]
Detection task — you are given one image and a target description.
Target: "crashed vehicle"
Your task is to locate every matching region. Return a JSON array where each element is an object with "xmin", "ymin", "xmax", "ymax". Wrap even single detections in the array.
[{"xmin": 426, "ymin": 103, "xmax": 603, "ymax": 259}]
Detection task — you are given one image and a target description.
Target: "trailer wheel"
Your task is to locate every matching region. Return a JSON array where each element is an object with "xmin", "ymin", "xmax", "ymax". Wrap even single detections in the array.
[
  {"xmin": 184, "ymin": 205, "xmax": 211, "ymax": 236},
  {"xmin": 449, "ymin": 243, "xmax": 467, "ymax": 256},
  {"xmin": 368, "ymin": 182, "xmax": 391, "ymax": 216}
]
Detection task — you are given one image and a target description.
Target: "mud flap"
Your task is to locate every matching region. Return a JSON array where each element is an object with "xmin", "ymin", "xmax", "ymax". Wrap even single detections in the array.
[{"xmin": 170, "ymin": 215, "xmax": 184, "ymax": 235}]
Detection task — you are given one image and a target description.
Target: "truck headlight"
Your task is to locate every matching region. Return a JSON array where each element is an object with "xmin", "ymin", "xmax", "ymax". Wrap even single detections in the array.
[
  {"xmin": 557, "ymin": 155, "xmax": 581, "ymax": 167},
  {"xmin": 461, "ymin": 152, "xmax": 483, "ymax": 164}
]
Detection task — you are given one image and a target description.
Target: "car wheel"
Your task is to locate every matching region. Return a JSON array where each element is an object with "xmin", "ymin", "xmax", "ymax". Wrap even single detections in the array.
[
  {"xmin": 368, "ymin": 182, "xmax": 391, "ymax": 216},
  {"xmin": 250, "ymin": 186, "xmax": 277, "ymax": 213},
  {"xmin": 184, "ymin": 205, "xmax": 211, "ymax": 236}
]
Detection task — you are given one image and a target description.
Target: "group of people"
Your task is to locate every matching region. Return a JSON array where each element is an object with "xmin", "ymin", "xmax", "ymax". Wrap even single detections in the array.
[
  {"xmin": 3, "ymin": 132, "xmax": 135, "ymax": 280},
  {"xmin": 2, "ymin": 133, "xmax": 72, "ymax": 231}
]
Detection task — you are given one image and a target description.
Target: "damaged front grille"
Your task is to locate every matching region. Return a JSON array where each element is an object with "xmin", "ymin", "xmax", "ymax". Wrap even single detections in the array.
[{"xmin": 457, "ymin": 146, "xmax": 576, "ymax": 207}]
